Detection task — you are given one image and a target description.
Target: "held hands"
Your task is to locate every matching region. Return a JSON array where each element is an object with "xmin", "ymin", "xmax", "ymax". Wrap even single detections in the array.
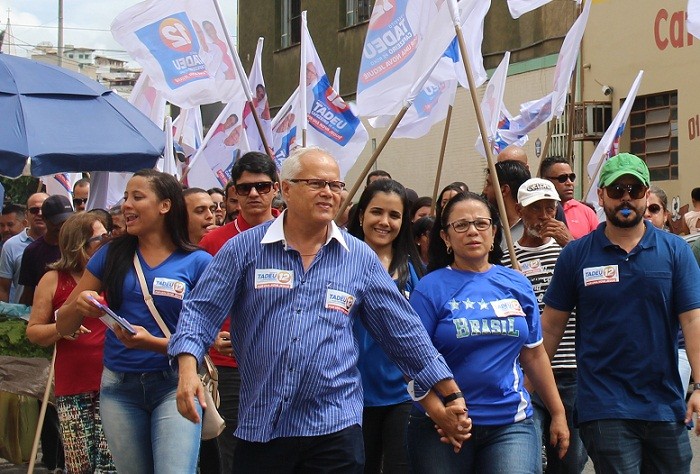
[
  {"xmin": 213, "ymin": 331, "xmax": 233, "ymax": 356},
  {"xmin": 549, "ymin": 412, "xmax": 570, "ymax": 459},
  {"xmin": 432, "ymin": 398, "xmax": 472, "ymax": 453},
  {"xmin": 684, "ymin": 390, "xmax": 700, "ymax": 436}
]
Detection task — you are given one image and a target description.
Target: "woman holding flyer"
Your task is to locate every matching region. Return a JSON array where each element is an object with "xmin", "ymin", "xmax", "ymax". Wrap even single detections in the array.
[
  {"xmin": 57, "ymin": 169, "xmax": 212, "ymax": 473},
  {"xmin": 26, "ymin": 212, "xmax": 115, "ymax": 473}
]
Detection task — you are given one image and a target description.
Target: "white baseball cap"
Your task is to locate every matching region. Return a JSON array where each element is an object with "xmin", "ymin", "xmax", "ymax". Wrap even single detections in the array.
[{"xmin": 517, "ymin": 178, "xmax": 561, "ymax": 207}]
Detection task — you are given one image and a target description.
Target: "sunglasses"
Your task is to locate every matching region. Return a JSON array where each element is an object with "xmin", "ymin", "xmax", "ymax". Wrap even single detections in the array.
[
  {"xmin": 605, "ymin": 183, "xmax": 647, "ymax": 200},
  {"xmin": 87, "ymin": 233, "xmax": 110, "ymax": 245},
  {"xmin": 235, "ymin": 181, "xmax": 273, "ymax": 196},
  {"xmin": 73, "ymin": 198, "xmax": 88, "ymax": 206},
  {"xmin": 547, "ymin": 173, "xmax": 576, "ymax": 183},
  {"xmin": 28, "ymin": 207, "xmax": 42, "ymax": 215},
  {"xmin": 646, "ymin": 203, "xmax": 663, "ymax": 214},
  {"xmin": 289, "ymin": 178, "xmax": 346, "ymax": 193},
  {"xmin": 211, "ymin": 202, "xmax": 226, "ymax": 209}
]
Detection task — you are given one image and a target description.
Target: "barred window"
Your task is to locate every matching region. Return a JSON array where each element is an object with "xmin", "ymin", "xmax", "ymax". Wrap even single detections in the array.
[{"xmin": 629, "ymin": 91, "xmax": 678, "ymax": 181}]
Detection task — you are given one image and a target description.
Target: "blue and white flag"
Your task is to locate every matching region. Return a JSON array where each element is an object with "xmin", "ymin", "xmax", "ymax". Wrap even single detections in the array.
[
  {"xmin": 356, "ymin": 0, "xmax": 476, "ymax": 119},
  {"xmin": 244, "ymin": 38, "xmax": 273, "ymax": 154},
  {"xmin": 271, "ymin": 88, "xmax": 301, "ymax": 171},
  {"xmin": 112, "ymin": 0, "xmax": 243, "ymax": 108},
  {"xmin": 129, "ymin": 74, "xmax": 167, "ymax": 129},
  {"xmin": 301, "ymin": 12, "xmax": 368, "ymax": 178},
  {"xmin": 585, "ymin": 71, "xmax": 644, "ymax": 205}
]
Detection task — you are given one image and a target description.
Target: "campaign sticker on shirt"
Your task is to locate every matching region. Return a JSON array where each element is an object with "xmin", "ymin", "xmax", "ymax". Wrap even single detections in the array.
[
  {"xmin": 490, "ymin": 298, "xmax": 526, "ymax": 318},
  {"xmin": 583, "ymin": 265, "xmax": 619, "ymax": 286},
  {"xmin": 152, "ymin": 278, "xmax": 186, "ymax": 300},
  {"xmin": 520, "ymin": 258, "xmax": 541, "ymax": 276},
  {"xmin": 254, "ymin": 269, "xmax": 294, "ymax": 289},
  {"xmin": 325, "ymin": 289, "xmax": 355, "ymax": 315}
]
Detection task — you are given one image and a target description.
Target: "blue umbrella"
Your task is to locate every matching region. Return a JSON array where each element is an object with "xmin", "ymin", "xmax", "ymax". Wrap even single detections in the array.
[{"xmin": 0, "ymin": 53, "xmax": 165, "ymax": 178}]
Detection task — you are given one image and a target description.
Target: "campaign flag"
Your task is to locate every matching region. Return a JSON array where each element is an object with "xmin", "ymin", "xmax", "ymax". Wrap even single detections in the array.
[
  {"xmin": 112, "ymin": 0, "xmax": 242, "ymax": 108},
  {"xmin": 688, "ymin": 0, "xmax": 700, "ymax": 39},
  {"xmin": 301, "ymin": 12, "xmax": 368, "ymax": 178},
  {"xmin": 186, "ymin": 90, "xmax": 251, "ymax": 189},
  {"xmin": 86, "ymin": 172, "xmax": 131, "ymax": 211},
  {"xmin": 173, "ymin": 107, "xmax": 203, "ymax": 160},
  {"xmin": 507, "ymin": 0, "xmax": 581, "ymax": 19},
  {"xmin": 369, "ymin": 0, "xmax": 488, "ymax": 139},
  {"xmin": 41, "ymin": 173, "xmax": 80, "ymax": 202},
  {"xmin": 585, "ymin": 71, "xmax": 644, "ymax": 205},
  {"xmin": 356, "ymin": 0, "xmax": 480, "ymax": 119},
  {"xmin": 504, "ymin": 0, "xmax": 590, "ymax": 137},
  {"xmin": 271, "ymin": 88, "xmax": 302, "ymax": 171},
  {"xmin": 129, "ymin": 74, "xmax": 167, "ymax": 129},
  {"xmin": 244, "ymin": 38, "xmax": 273, "ymax": 154}
]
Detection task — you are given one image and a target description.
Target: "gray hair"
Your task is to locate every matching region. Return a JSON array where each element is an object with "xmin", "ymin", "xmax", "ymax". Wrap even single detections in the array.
[{"xmin": 279, "ymin": 146, "xmax": 333, "ymax": 182}]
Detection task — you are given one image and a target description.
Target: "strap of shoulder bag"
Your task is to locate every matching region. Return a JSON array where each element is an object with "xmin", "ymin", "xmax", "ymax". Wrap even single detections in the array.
[{"xmin": 133, "ymin": 253, "xmax": 171, "ymax": 338}]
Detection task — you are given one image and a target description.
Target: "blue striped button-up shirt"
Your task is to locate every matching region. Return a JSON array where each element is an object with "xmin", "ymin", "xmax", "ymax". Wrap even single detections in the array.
[{"xmin": 169, "ymin": 212, "xmax": 453, "ymax": 442}]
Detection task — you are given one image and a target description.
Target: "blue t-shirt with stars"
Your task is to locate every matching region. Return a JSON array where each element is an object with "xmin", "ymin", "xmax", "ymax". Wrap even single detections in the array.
[{"xmin": 410, "ymin": 264, "xmax": 541, "ymax": 426}]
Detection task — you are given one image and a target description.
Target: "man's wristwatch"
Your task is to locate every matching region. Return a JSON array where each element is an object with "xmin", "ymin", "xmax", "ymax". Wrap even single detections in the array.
[
  {"xmin": 443, "ymin": 391, "xmax": 464, "ymax": 405},
  {"xmin": 692, "ymin": 383, "xmax": 700, "ymax": 391}
]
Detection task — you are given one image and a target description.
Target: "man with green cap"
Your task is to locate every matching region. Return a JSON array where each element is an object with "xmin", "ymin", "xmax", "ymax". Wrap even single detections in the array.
[{"xmin": 539, "ymin": 153, "xmax": 700, "ymax": 472}]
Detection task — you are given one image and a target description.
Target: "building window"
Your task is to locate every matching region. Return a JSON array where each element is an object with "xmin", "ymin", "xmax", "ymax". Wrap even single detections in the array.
[
  {"xmin": 280, "ymin": 0, "xmax": 301, "ymax": 49},
  {"xmin": 345, "ymin": 0, "xmax": 374, "ymax": 27},
  {"xmin": 629, "ymin": 91, "xmax": 678, "ymax": 181}
]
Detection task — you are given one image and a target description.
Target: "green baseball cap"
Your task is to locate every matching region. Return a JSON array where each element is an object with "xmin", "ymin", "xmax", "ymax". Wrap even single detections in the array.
[{"xmin": 598, "ymin": 153, "xmax": 650, "ymax": 188}]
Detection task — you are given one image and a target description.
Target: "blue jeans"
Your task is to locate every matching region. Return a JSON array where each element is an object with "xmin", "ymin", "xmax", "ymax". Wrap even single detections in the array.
[
  {"xmin": 407, "ymin": 409, "xmax": 538, "ymax": 474},
  {"xmin": 579, "ymin": 419, "xmax": 691, "ymax": 473},
  {"xmin": 100, "ymin": 367, "xmax": 202, "ymax": 474},
  {"xmin": 532, "ymin": 369, "xmax": 588, "ymax": 473}
]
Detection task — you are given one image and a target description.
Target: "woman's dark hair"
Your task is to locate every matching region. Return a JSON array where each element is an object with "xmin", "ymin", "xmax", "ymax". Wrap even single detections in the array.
[
  {"xmin": 436, "ymin": 183, "xmax": 465, "ymax": 217},
  {"xmin": 103, "ymin": 169, "xmax": 198, "ymax": 309},
  {"xmin": 427, "ymin": 191, "xmax": 503, "ymax": 273},
  {"xmin": 87, "ymin": 208, "xmax": 113, "ymax": 234},
  {"xmin": 412, "ymin": 216, "xmax": 434, "ymax": 241},
  {"xmin": 347, "ymin": 179, "xmax": 425, "ymax": 290},
  {"xmin": 410, "ymin": 196, "xmax": 433, "ymax": 221}
]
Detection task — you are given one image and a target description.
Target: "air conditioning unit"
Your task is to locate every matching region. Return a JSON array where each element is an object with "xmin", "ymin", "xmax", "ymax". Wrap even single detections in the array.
[{"xmin": 572, "ymin": 102, "xmax": 613, "ymax": 141}]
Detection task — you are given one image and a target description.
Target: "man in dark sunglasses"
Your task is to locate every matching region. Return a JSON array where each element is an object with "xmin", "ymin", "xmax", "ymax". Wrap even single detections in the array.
[
  {"xmin": 540, "ymin": 155, "xmax": 598, "ymax": 239},
  {"xmin": 72, "ymin": 178, "xmax": 90, "ymax": 212},
  {"xmin": 540, "ymin": 153, "xmax": 700, "ymax": 473}
]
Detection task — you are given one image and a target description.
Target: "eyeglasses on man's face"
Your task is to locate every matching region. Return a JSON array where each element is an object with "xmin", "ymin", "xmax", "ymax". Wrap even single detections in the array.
[
  {"xmin": 546, "ymin": 173, "xmax": 576, "ymax": 184},
  {"xmin": 234, "ymin": 181, "xmax": 274, "ymax": 196},
  {"xmin": 289, "ymin": 179, "xmax": 345, "ymax": 194},
  {"xmin": 605, "ymin": 183, "xmax": 647, "ymax": 200}
]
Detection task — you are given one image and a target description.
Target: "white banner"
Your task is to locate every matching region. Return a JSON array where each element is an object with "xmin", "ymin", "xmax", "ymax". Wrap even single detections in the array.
[
  {"xmin": 271, "ymin": 88, "xmax": 302, "ymax": 171},
  {"xmin": 301, "ymin": 12, "xmax": 368, "ymax": 178},
  {"xmin": 507, "ymin": 0, "xmax": 581, "ymax": 19},
  {"xmin": 129, "ymin": 74, "xmax": 167, "ymax": 129},
  {"xmin": 112, "ymin": 0, "xmax": 243, "ymax": 108},
  {"xmin": 585, "ymin": 71, "xmax": 644, "ymax": 205},
  {"xmin": 244, "ymin": 38, "xmax": 273, "ymax": 154}
]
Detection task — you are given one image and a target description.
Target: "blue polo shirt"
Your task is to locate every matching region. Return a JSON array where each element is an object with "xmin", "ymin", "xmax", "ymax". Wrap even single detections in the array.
[{"xmin": 544, "ymin": 221, "xmax": 700, "ymax": 424}]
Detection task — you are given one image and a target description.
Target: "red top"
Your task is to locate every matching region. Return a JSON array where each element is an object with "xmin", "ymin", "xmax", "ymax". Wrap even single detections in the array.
[
  {"xmin": 52, "ymin": 271, "xmax": 107, "ymax": 396},
  {"xmin": 202, "ymin": 211, "xmax": 280, "ymax": 367}
]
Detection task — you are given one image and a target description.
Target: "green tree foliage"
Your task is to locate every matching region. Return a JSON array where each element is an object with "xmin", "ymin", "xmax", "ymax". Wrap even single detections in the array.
[{"xmin": 0, "ymin": 177, "xmax": 41, "ymax": 206}]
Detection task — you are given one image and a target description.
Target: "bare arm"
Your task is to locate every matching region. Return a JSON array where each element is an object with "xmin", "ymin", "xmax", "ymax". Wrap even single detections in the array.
[
  {"xmin": 680, "ymin": 308, "xmax": 700, "ymax": 434},
  {"xmin": 541, "ymin": 305, "xmax": 571, "ymax": 360},
  {"xmin": 26, "ymin": 272, "xmax": 61, "ymax": 346},
  {"xmin": 55, "ymin": 269, "xmax": 103, "ymax": 336},
  {"xmin": 176, "ymin": 353, "xmax": 207, "ymax": 424},
  {"xmin": 521, "ymin": 344, "xmax": 569, "ymax": 458},
  {"xmin": 0, "ymin": 277, "xmax": 10, "ymax": 303}
]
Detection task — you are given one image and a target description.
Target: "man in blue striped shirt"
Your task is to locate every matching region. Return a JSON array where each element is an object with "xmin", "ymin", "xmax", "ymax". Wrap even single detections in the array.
[{"xmin": 170, "ymin": 147, "xmax": 469, "ymax": 472}]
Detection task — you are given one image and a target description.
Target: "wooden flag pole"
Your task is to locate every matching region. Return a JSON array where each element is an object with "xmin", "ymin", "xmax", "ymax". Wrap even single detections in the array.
[
  {"xmin": 27, "ymin": 347, "xmax": 56, "ymax": 474},
  {"xmin": 541, "ymin": 122, "xmax": 555, "ymax": 162},
  {"xmin": 431, "ymin": 105, "xmax": 454, "ymax": 212},
  {"xmin": 453, "ymin": 23, "xmax": 520, "ymax": 270},
  {"xmin": 334, "ymin": 105, "xmax": 411, "ymax": 221}
]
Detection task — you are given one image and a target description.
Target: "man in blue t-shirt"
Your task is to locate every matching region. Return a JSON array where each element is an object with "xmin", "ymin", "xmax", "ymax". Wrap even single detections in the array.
[{"xmin": 541, "ymin": 153, "xmax": 700, "ymax": 473}]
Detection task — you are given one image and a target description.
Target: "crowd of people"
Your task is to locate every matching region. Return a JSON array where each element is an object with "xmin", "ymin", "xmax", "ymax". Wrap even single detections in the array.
[{"xmin": 4, "ymin": 145, "xmax": 700, "ymax": 473}]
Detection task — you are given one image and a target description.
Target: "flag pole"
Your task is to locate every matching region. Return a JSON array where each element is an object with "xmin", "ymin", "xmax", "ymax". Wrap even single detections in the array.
[
  {"xmin": 541, "ymin": 122, "xmax": 555, "ymax": 162},
  {"xmin": 566, "ymin": 0, "xmax": 584, "ymax": 162},
  {"xmin": 334, "ymin": 105, "xmax": 411, "ymax": 221},
  {"xmin": 211, "ymin": 0, "xmax": 272, "ymax": 158},
  {"xmin": 431, "ymin": 105, "xmax": 453, "ymax": 212},
  {"xmin": 27, "ymin": 347, "xmax": 56, "ymax": 474},
  {"xmin": 451, "ymin": 16, "xmax": 520, "ymax": 270}
]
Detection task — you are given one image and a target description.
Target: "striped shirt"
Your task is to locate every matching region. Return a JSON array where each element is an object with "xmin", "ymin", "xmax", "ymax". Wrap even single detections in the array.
[
  {"xmin": 501, "ymin": 239, "xmax": 577, "ymax": 368},
  {"xmin": 169, "ymin": 212, "xmax": 453, "ymax": 442}
]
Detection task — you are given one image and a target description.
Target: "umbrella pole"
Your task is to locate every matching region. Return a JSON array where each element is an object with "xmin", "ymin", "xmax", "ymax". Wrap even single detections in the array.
[{"xmin": 28, "ymin": 346, "xmax": 56, "ymax": 474}]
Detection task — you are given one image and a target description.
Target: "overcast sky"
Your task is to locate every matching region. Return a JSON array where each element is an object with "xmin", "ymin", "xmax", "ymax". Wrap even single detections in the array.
[{"xmin": 0, "ymin": 0, "xmax": 238, "ymax": 64}]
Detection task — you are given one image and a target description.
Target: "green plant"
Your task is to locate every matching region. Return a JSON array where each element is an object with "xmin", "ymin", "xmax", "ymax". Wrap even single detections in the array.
[
  {"xmin": 0, "ymin": 318, "xmax": 52, "ymax": 359},
  {"xmin": 0, "ymin": 176, "xmax": 41, "ymax": 206}
]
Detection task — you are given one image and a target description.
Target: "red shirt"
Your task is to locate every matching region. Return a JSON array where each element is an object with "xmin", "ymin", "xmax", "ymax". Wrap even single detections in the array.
[
  {"xmin": 52, "ymin": 272, "xmax": 106, "ymax": 396},
  {"xmin": 202, "ymin": 210, "xmax": 280, "ymax": 367},
  {"xmin": 563, "ymin": 199, "xmax": 598, "ymax": 239}
]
